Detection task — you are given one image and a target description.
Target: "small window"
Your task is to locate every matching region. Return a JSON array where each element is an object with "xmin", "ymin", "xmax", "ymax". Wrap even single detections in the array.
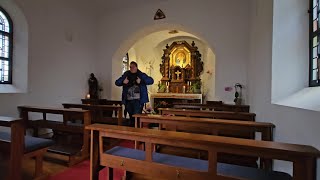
[
  {"xmin": 122, "ymin": 53, "xmax": 129, "ymax": 74},
  {"xmin": 0, "ymin": 7, "xmax": 13, "ymax": 84}
]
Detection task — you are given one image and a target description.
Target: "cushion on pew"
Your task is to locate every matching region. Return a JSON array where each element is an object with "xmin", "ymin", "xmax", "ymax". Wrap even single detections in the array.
[
  {"xmin": 105, "ymin": 146, "xmax": 292, "ymax": 180},
  {"xmin": 0, "ymin": 131, "xmax": 54, "ymax": 153}
]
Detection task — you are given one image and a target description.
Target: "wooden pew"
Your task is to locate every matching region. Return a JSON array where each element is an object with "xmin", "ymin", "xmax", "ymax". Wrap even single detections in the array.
[
  {"xmin": 62, "ymin": 103, "xmax": 123, "ymax": 125},
  {"xmin": 86, "ymin": 124, "xmax": 320, "ymax": 180},
  {"xmin": 158, "ymin": 108, "xmax": 255, "ymax": 121},
  {"xmin": 0, "ymin": 116, "xmax": 54, "ymax": 180},
  {"xmin": 81, "ymin": 99, "xmax": 122, "ymax": 106},
  {"xmin": 157, "ymin": 108, "xmax": 257, "ymax": 167},
  {"xmin": 173, "ymin": 103, "xmax": 250, "ymax": 112},
  {"xmin": 134, "ymin": 114, "xmax": 274, "ymax": 170},
  {"xmin": 172, "ymin": 101, "xmax": 250, "ymax": 112},
  {"xmin": 18, "ymin": 106, "xmax": 91, "ymax": 166}
]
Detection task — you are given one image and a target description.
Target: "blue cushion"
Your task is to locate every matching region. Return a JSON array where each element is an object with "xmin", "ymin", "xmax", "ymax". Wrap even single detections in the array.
[
  {"xmin": 105, "ymin": 146, "xmax": 292, "ymax": 180},
  {"xmin": 0, "ymin": 131, "xmax": 54, "ymax": 153},
  {"xmin": 106, "ymin": 146, "xmax": 145, "ymax": 160},
  {"xmin": 217, "ymin": 163, "xmax": 292, "ymax": 180}
]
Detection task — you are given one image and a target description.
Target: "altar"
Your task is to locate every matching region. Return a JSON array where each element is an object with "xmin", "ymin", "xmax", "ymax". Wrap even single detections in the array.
[{"xmin": 151, "ymin": 40, "xmax": 204, "ymax": 110}]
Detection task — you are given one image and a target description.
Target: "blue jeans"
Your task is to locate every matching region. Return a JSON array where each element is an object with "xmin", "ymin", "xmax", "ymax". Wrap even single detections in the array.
[{"xmin": 125, "ymin": 99, "xmax": 143, "ymax": 126}]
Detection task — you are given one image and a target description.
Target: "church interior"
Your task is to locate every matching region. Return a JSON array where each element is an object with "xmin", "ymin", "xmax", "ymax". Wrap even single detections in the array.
[{"xmin": 1, "ymin": 0, "xmax": 320, "ymax": 180}]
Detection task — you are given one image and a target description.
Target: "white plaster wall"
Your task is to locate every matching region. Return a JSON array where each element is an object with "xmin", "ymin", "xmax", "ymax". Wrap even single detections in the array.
[
  {"xmin": 0, "ymin": 0, "xmax": 98, "ymax": 117},
  {"xmin": 248, "ymin": 0, "xmax": 320, "ymax": 176},
  {"xmin": 98, "ymin": 0, "xmax": 250, "ymax": 104}
]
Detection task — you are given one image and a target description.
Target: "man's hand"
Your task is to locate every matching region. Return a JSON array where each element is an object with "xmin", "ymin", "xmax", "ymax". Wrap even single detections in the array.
[
  {"xmin": 123, "ymin": 77, "xmax": 129, "ymax": 84},
  {"xmin": 136, "ymin": 77, "xmax": 141, "ymax": 84}
]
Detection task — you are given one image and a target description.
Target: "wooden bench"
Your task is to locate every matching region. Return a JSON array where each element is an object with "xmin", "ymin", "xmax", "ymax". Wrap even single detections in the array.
[
  {"xmin": 62, "ymin": 103, "xmax": 123, "ymax": 125},
  {"xmin": 172, "ymin": 101, "xmax": 250, "ymax": 112},
  {"xmin": 18, "ymin": 106, "xmax": 91, "ymax": 166},
  {"xmin": 81, "ymin": 99, "xmax": 122, "ymax": 106},
  {"xmin": 158, "ymin": 108, "xmax": 256, "ymax": 140},
  {"xmin": 86, "ymin": 124, "xmax": 320, "ymax": 180},
  {"xmin": 173, "ymin": 104, "xmax": 250, "ymax": 112},
  {"xmin": 0, "ymin": 116, "xmax": 54, "ymax": 180},
  {"xmin": 134, "ymin": 114, "xmax": 274, "ymax": 170},
  {"xmin": 158, "ymin": 108, "xmax": 255, "ymax": 121}
]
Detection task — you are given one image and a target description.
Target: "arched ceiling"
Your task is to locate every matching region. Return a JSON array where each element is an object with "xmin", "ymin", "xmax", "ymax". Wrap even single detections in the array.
[{"xmin": 131, "ymin": 30, "xmax": 205, "ymax": 50}]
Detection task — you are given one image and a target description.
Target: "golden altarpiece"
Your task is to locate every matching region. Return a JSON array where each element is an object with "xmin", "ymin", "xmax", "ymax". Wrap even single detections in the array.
[{"xmin": 159, "ymin": 41, "xmax": 204, "ymax": 93}]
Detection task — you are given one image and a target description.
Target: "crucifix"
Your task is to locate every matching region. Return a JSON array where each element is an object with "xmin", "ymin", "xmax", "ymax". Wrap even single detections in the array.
[{"xmin": 175, "ymin": 70, "xmax": 182, "ymax": 80}]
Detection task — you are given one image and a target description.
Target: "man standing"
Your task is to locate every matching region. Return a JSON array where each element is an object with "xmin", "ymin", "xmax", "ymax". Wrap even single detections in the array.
[{"xmin": 115, "ymin": 61, "xmax": 154, "ymax": 126}]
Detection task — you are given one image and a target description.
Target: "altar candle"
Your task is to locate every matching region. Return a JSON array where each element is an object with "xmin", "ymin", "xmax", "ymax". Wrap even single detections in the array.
[
  {"xmin": 86, "ymin": 94, "xmax": 90, "ymax": 99},
  {"xmin": 183, "ymin": 86, "xmax": 186, "ymax": 93},
  {"xmin": 166, "ymin": 85, "xmax": 169, "ymax": 92}
]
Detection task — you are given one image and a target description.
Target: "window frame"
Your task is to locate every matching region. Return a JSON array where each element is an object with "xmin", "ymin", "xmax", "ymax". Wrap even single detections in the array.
[{"xmin": 0, "ymin": 6, "xmax": 13, "ymax": 84}]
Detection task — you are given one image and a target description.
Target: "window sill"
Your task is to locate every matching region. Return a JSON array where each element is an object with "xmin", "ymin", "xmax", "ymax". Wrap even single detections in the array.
[
  {"xmin": 0, "ymin": 84, "xmax": 27, "ymax": 93},
  {"xmin": 272, "ymin": 86, "xmax": 320, "ymax": 111}
]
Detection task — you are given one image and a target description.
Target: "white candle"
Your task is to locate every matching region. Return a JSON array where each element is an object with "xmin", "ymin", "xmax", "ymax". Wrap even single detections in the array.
[
  {"xmin": 166, "ymin": 85, "xmax": 169, "ymax": 93},
  {"xmin": 183, "ymin": 86, "xmax": 186, "ymax": 93}
]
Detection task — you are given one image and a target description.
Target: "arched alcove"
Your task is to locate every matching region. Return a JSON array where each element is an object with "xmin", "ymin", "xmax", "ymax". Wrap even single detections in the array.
[{"xmin": 110, "ymin": 23, "xmax": 216, "ymax": 103}]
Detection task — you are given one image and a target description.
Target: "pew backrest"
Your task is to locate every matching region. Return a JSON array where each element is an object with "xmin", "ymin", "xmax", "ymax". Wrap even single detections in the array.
[
  {"xmin": 158, "ymin": 108, "xmax": 255, "ymax": 121},
  {"xmin": 86, "ymin": 124, "xmax": 320, "ymax": 180},
  {"xmin": 62, "ymin": 103, "xmax": 123, "ymax": 125}
]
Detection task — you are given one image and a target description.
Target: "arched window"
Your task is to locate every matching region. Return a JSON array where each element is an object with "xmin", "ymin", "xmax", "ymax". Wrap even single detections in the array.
[
  {"xmin": 0, "ymin": 7, "xmax": 13, "ymax": 84},
  {"xmin": 122, "ymin": 53, "xmax": 129, "ymax": 74}
]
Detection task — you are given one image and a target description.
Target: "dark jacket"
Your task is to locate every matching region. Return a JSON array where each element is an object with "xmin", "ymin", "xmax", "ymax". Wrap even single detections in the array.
[{"xmin": 115, "ymin": 70, "xmax": 154, "ymax": 105}]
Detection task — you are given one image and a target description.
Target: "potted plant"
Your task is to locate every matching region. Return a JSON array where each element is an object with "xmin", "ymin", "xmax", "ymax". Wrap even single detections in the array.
[
  {"xmin": 234, "ymin": 83, "xmax": 242, "ymax": 105},
  {"xmin": 158, "ymin": 83, "xmax": 166, "ymax": 93},
  {"xmin": 191, "ymin": 81, "xmax": 201, "ymax": 94}
]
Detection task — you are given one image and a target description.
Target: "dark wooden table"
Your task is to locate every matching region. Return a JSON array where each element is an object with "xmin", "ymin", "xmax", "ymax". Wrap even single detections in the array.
[{"xmin": 0, "ymin": 116, "xmax": 24, "ymax": 180}]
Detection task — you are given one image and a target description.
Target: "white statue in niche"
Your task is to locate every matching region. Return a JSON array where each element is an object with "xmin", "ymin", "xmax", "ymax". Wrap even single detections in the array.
[{"xmin": 144, "ymin": 59, "xmax": 155, "ymax": 76}]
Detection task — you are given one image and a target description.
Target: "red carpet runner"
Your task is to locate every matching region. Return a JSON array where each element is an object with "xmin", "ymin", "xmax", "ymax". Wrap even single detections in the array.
[{"xmin": 49, "ymin": 140, "xmax": 134, "ymax": 180}]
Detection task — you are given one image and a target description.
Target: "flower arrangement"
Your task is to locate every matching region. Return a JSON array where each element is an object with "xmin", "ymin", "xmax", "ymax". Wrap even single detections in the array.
[
  {"xmin": 158, "ymin": 82, "xmax": 166, "ymax": 93},
  {"xmin": 191, "ymin": 81, "xmax": 201, "ymax": 93}
]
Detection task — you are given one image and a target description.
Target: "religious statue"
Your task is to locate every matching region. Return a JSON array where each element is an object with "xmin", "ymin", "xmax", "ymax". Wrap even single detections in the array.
[{"xmin": 88, "ymin": 73, "xmax": 99, "ymax": 99}]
